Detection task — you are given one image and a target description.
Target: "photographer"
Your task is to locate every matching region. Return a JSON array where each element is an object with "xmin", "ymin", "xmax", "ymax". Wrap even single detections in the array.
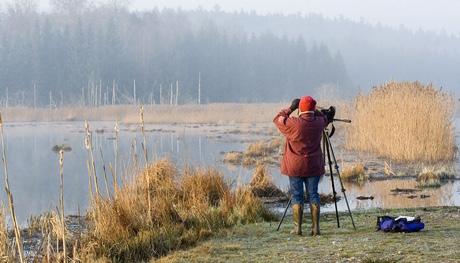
[{"xmin": 273, "ymin": 96, "xmax": 328, "ymax": 236}]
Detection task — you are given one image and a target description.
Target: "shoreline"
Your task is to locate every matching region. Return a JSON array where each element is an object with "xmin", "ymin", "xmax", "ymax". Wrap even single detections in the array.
[{"xmin": 0, "ymin": 103, "xmax": 285, "ymax": 124}]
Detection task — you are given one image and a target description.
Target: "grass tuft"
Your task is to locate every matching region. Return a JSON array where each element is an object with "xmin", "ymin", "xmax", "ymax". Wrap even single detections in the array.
[
  {"xmin": 340, "ymin": 163, "xmax": 368, "ymax": 182},
  {"xmin": 223, "ymin": 138, "xmax": 283, "ymax": 167},
  {"xmin": 249, "ymin": 165, "xmax": 286, "ymax": 198},
  {"xmin": 416, "ymin": 166, "xmax": 455, "ymax": 188}
]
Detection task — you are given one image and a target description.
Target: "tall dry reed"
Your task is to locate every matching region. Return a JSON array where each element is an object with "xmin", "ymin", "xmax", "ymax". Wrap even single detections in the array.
[
  {"xmin": 0, "ymin": 113, "xmax": 24, "ymax": 263},
  {"xmin": 58, "ymin": 149, "xmax": 67, "ymax": 262},
  {"xmin": 345, "ymin": 81, "xmax": 456, "ymax": 163},
  {"xmin": 84, "ymin": 121, "xmax": 100, "ymax": 196}
]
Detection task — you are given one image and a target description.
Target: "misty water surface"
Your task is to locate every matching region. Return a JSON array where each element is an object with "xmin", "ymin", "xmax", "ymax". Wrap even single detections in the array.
[{"xmin": 0, "ymin": 121, "xmax": 459, "ymax": 225}]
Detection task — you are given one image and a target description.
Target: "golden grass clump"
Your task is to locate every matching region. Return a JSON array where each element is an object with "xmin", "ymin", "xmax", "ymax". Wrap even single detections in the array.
[
  {"xmin": 223, "ymin": 138, "xmax": 283, "ymax": 167},
  {"xmin": 249, "ymin": 165, "xmax": 286, "ymax": 198},
  {"xmin": 223, "ymin": 151, "xmax": 243, "ymax": 165},
  {"xmin": 345, "ymin": 81, "xmax": 456, "ymax": 163},
  {"xmin": 416, "ymin": 166, "xmax": 455, "ymax": 188},
  {"xmin": 83, "ymin": 159, "xmax": 273, "ymax": 262},
  {"xmin": 340, "ymin": 163, "xmax": 368, "ymax": 182},
  {"xmin": 245, "ymin": 139, "xmax": 281, "ymax": 158}
]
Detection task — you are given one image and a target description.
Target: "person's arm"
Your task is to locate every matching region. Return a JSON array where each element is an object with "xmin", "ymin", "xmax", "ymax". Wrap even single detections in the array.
[{"xmin": 273, "ymin": 99, "xmax": 299, "ymax": 139}]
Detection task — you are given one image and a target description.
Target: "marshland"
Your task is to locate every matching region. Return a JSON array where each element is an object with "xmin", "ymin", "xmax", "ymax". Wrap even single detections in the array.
[{"xmin": 2, "ymin": 1, "xmax": 460, "ymax": 262}]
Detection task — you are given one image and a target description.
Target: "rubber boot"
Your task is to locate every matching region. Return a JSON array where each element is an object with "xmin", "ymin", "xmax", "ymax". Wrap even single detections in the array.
[
  {"xmin": 310, "ymin": 203, "xmax": 320, "ymax": 236},
  {"xmin": 291, "ymin": 204, "xmax": 303, "ymax": 235}
]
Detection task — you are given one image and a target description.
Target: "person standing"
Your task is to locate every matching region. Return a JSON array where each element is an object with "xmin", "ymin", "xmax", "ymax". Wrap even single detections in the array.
[{"xmin": 273, "ymin": 96, "xmax": 327, "ymax": 236}]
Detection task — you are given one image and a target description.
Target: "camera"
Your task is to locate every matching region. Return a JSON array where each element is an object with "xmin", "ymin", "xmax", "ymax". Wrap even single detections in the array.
[{"xmin": 319, "ymin": 106, "xmax": 336, "ymax": 124}]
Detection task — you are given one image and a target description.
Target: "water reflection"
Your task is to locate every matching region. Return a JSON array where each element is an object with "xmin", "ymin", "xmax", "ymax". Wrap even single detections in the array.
[{"xmin": 0, "ymin": 121, "xmax": 458, "ymax": 225}]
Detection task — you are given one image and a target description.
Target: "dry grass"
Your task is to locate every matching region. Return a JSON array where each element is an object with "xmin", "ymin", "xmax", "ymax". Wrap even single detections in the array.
[
  {"xmin": 340, "ymin": 163, "xmax": 368, "ymax": 182},
  {"xmin": 0, "ymin": 206, "xmax": 13, "ymax": 263},
  {"xmin": 223, "ymin": 151, "xmax": 243, "ymax": 165},
  {"xmin": 79, "ymin": 159, "xmax": 273, "ymax": 262},
  {"xmin": 249, "ymin": 165, "xmax": 286, "ymax": 198},
  {"xmin": 416, "ymin": 166, "xmax": 455, "ymax": 188},
  {"xmin": 0, "ymin": 103, "xmax": 284, "ymax": 123},
  {"xmin": 345, "ymin": 81, "xmax": 456, "ymax": 163},
  {"xmin": 245, "ymin": 138, "xmax": 282, "ymax": 158},
  {"xmin": 26, "ymin": 211, "xmax": 70, "ymax": 262},
  {"xmin": 223, "ymin": 138, "xmax": 283, "ymax": 167}
]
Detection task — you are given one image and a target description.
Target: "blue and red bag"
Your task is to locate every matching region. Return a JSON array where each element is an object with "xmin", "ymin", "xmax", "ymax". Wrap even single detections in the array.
[{"xmin": 376, "ymin": 216, "xmax": 424, "ymax": 233}]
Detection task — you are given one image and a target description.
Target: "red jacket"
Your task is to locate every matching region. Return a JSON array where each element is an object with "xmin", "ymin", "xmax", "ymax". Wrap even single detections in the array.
[{"xmin": 273, "ymin": 108, "xmax": 327, "ymax": 177}]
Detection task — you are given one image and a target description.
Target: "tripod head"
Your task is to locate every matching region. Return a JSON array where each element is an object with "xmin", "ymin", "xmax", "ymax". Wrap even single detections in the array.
[
  {"xmin": 318, "ymin": 106, "xmax": 352, "ymax": 137},
  {"xmin": 318, "ymin": 106, "xmax": 351, "ymax": 124}
]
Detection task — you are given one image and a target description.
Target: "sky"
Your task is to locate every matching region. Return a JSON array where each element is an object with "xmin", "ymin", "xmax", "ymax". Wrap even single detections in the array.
[{"xmin": 28, "ymin": 0, "xmax": 460, "ymax": 35}]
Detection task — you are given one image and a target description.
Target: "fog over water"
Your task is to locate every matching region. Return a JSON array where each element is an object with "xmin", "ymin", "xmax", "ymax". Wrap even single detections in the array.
[{"xmin": 1, "ymin": 0, "xmax": 458, "ymax": 106}]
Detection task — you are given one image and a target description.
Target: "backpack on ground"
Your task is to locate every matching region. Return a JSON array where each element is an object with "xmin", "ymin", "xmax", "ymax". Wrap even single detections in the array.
[{"xmin": 376, "ymin": 215, "xmax": 425, "ymax": 233}]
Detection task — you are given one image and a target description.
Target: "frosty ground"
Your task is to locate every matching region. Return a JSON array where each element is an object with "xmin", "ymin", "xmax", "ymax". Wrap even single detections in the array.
[{"xmin": 158, "ymin": 206, "xmax": 460, "ymax": 263}]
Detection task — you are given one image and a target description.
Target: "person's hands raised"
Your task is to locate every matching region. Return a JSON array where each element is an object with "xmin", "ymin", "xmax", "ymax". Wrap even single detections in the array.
[{"xmin": 290, "ymin": 98, "xmax": 300, "ymax": 111}]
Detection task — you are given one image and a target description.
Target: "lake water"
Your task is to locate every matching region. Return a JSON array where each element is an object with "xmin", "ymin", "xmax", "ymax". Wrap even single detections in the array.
[{"xmin": 0, "ymin": 121, "xmax": 459, "ymax": 225}]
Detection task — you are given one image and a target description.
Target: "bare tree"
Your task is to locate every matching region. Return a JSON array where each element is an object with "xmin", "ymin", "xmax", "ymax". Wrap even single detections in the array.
[
  {"xmin": 7, "ymin": 0, "xmax": 37, "ymax": 14},
  {"xmin": 50, "ymin": 0, "xmax": 89, "ymax": 15},
  {"xmin": 104, "ymin": 0, "xmax": 130, "ymax": 11}
]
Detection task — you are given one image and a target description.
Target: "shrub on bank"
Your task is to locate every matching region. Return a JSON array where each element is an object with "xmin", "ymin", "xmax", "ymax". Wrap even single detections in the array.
[{"xmin": 346, "ymin": 81, "xmax": 456, "ymax": 163}]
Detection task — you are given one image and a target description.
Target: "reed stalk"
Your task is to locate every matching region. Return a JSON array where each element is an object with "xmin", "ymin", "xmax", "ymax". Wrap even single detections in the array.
[
  {"xmin": 84, "ymin": 121, "xmax": 100, "ymax": 196},
  {"xmin": 0, "ymin": 112, "xmax": 24, "ymax": 263},
  {"xmin": 86, "ymin": 160, "xmax": 94, "ymax": 200},
  {"xmin": 139, "ymin": 106, "xmax": 148, "ymax": 164},
  {"xmin": 139, "ymin": 106, "xmax": 151, "ymax": 221},
  {"xmin": 99, "ymin": 147, "xmax": 111, "ymax": 198},
  {"xmin": 113, "ymin": 121, "xmax": 119, "ymax": 191},
  {"xmin": 58, "ymin": 149, "xmax": 67, "ymax": 263}
]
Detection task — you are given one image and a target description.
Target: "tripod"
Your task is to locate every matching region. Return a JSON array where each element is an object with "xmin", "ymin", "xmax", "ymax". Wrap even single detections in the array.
[{"xmin": 276, "ymin": 123, "xmax": 356, "ymax": 231}]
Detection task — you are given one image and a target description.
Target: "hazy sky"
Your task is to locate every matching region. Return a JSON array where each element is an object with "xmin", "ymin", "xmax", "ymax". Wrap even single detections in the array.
[{"xmin": 29, "ymin": 0, "xmax": 460, "ymax": 35}]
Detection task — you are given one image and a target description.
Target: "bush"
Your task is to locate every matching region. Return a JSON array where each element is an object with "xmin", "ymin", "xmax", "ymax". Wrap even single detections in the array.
[{"xmin": 346, "ymin": 81, "xmax": 456, "ymax": 163}]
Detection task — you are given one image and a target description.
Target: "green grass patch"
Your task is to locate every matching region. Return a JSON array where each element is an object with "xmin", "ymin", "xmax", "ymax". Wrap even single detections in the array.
[{"xmin": 158, "ymin": 207, "xmax": 460, "ymax": 263}]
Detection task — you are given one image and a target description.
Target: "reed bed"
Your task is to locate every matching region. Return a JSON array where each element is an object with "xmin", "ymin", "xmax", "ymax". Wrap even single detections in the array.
[
  {"xmin": 345, "ymin": 81, "xmax": 456, "ymax": 163},
  {"xmin": 79, "ymin": 159, "xmax": 273, "ymax": 262}
]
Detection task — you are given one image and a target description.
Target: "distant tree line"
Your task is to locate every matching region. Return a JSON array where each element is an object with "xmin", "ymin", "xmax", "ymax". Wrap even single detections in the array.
[
  {"xmin": 0, "ymin": 0, "xmax": 351, "ymax": 106},
  {"xmin": 190, "ymin": 9, "xmax": 460, "ymax": 93}
]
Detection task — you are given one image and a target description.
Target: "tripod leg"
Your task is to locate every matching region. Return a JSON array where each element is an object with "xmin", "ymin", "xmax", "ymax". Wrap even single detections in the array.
[
  {"xmin": 325, "ymin": 134, "xmax": 357, "ymax": 230},
  {"xmin": 276, "ymin": 198, "xmax": 292, "ymax": 231},
  {"xmin": 324, "ymin": 132, "xmax": 340, "ymax": 228}
]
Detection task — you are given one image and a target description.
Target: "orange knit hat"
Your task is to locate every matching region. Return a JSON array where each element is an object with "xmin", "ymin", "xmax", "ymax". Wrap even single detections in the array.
[{"xmin": 299, "ymin": 96, "xmax": 316, "ymax": 113}]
